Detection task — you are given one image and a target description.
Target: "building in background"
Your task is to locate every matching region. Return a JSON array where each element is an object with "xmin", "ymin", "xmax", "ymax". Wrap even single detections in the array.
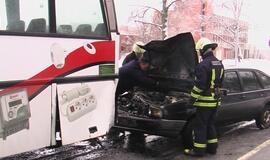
[
  {"xmin": 117, "ymin": 0, "xmax": 267, "ymax": 60},
  {"xmin": 207, "ymin": 14, "xmax": 249, "ymax": 60},
  {"xmin": 119, "ymin": 26, "xmax": 140, "ymax": 54}
]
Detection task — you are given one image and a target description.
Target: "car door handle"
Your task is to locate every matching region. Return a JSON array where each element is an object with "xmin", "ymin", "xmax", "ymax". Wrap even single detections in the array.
[
  {"xmin": 241, "ymin": 95, "xmax": 246, "ymax": 99},
  {"xmin": 260, "ymin": 93, "xmax": 265, "ymax": 97}
]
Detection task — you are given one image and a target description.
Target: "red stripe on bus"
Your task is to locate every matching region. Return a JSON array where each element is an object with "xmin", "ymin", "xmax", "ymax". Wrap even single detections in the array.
[{"xmin": 0, "ymin": 41, "xmax": 115, "ymax": 99}]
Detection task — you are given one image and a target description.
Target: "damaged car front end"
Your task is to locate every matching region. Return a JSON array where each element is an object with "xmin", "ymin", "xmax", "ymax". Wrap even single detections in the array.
[
  {"xmin": 115, "ymin": 32, "xmax": 198, "ymax": 137},
  {"xmin": 118, "ymin": 89, "xmax": 192, "ymax": 119}
]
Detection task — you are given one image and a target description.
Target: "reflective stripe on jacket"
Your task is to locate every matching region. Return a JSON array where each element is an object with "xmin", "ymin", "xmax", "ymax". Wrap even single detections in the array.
[{"xmin": 191, "ymin": 51, "xmax": 224, "ymax": 108}]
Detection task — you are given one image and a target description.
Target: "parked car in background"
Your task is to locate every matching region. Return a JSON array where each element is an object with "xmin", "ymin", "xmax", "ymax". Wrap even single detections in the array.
[
  {"xmin": 113, "ymin": 33, "xmax": 270, "ymax": 148},
  {"xmin": 219, "ymin": 68, "xmax": 270, "ymax": 129}
]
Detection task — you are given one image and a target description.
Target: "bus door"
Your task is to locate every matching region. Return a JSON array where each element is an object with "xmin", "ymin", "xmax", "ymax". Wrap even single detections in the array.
[{"xmin": 0, "ymin": 0, "xmax": 119, "ymax": 157}]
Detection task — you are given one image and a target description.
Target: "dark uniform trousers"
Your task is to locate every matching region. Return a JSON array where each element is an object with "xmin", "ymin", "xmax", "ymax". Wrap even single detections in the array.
[{"xmin": 193, "ymin": 107, "xmax": 218, "ymax": 154}]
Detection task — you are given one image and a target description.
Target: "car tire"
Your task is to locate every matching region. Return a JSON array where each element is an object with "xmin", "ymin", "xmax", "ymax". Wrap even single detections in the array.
[
  {"xmin": 182, "ymin": 119, "xmax": 194, "ymax": 149},
  {"xmin": 256, "ymin": 106, "xmax": 270, "ymax": 130}
]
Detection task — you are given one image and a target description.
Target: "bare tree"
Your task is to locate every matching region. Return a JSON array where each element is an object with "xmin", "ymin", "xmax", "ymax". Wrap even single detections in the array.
[
  {"xmin": 130, "ymin": 0, "xmax": 185, "ymax": 40},
  {"xmin": 207, "ymin": 0, "xmax": 246, "ymax": 61},
  {"xmin": 221, "ymin": 0, "xmax": 245, "ymax": 61}
]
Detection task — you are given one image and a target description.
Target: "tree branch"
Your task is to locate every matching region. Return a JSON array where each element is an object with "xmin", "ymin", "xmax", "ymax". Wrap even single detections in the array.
[
  {"xmin": 134, "ymin": 20, "xmax": 162, "ymax": 29},
  {"xmin": 167, "ymin": 0, "xmax": 181, "ymax": 9},
  {"xmin": 211, "ymin": 33, "xmax": 235, "ymax": 47},
  {"xmin": 193, "ymin": 29, "xmax": 235, "ymax": 47},
  {"xmin": 132, "ymin": 5, "xmax": 162, "ymax": 15},
  {"xmin": 209, "ymin": 17, "xmax": 235, "ymax": 35}
]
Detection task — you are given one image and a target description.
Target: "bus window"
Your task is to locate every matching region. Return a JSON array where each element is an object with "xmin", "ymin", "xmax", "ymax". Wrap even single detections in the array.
[
  {"xmin": 55, "ymin": 0, "xmax": 108, "ymax": 38},
  {"xmin": 0, "ymin": 0, "xmax": 49, "ymax": 33}
]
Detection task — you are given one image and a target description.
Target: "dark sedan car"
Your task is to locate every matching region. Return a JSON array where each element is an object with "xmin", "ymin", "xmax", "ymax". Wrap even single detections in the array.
[
  {"xmin": 113, "ymin": 33, "xmax": 270, "ymax": 147},
  {"xmin": 218, "ymin": 67, "xmax": 270, "ymax": 129}
]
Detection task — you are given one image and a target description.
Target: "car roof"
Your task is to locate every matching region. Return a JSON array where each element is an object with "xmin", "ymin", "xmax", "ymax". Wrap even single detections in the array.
[{"xmin": 222, "ymin": 59, "xmax": 270, "ymax": 76}]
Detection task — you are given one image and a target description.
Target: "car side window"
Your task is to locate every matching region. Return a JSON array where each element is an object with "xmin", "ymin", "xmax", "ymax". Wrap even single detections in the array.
[
  {"xmin": 255, "ymin": 71, "xmax": 270, "ymax": 88},
  {"xmin": 238, "ymin": 71, "xmax": 261, "ymax": 91},
  {"xmin": 223, "ymin": 71, "xmax": 241, "ymax": 93}
]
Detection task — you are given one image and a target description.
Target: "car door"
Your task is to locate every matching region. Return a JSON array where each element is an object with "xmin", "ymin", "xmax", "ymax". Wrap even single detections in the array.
[
  {"xmin": 236, "ymin": 70, "xmax": 263, "ymax": 120},
  {"xmin": 217, "ymin": 70, "xmax": 243, "ymax": 124},
  {"xmin": 254, "ymin": 70, "xmax": 270, "ymax": 112}
]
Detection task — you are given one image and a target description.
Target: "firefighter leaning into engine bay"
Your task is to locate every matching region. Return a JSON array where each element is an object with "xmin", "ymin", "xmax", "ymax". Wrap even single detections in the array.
[
  {"xmin": 184, "ymin": 38, "xmax": 224, "ymax": 157},
  {"xmin": 116, "ymin": 51, "xmax": 164, "ymax": 98},
  {"xmin": 111, "ymin": 49, "xmax": 168, "ymax": 141},
  {"xmin": 122, "ymin": 41, "xmax": 145, "ymax": 65}
]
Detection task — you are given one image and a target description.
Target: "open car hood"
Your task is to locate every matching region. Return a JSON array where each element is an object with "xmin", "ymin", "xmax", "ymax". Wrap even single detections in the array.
[
  {"xmin": 117, "ymin": 33, "xmax": 198, "ymax": 124},
  {"xmin": 142, "ymin": 32, "xmax": 198, "ymax": 80}
]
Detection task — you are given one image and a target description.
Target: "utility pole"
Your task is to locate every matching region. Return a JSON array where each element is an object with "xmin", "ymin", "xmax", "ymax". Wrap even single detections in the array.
[
  {"xmin": 200, "ymin": 0, "xmax": 206, "ymax": 37},
  {"xmin": 234, "ymin": 21, "xmax": 240, "ymax": 65},
  {"xmin": 161, "ymin": 0, "xmax": 168, "ymax": 39}
]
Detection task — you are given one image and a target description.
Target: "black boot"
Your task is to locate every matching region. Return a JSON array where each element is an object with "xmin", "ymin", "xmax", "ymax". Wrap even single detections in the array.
[
  {"xmin": 184, "ymin": 149, "xmax": 204, "ymax": 157},
  {"xmin": 206, "ymin": 149, "xmax": 217, "ymax": 155}
]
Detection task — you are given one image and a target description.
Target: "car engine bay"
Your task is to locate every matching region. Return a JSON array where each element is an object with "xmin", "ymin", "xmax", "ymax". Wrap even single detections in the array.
[{"xmin": 117, "ymin": 88, "xmax": 191, "ymax": 119}]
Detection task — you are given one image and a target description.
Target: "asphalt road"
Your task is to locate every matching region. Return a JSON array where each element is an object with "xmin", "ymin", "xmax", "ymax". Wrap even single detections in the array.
[
  {"xmin": 3, "ymin": 120, "xmax": 270, "ymax": 160},
  {"xmin": 247, "ymin": 144, "xmax": 270, "ymax": 160}
]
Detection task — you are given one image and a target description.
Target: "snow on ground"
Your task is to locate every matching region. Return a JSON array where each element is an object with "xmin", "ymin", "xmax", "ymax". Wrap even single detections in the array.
[{"xmin": 222, "ymin": 59, "xmax": 270, "ymax": 75}]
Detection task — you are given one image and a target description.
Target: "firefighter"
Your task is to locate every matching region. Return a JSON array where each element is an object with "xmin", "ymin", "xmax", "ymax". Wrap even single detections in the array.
[
  {"xmin": 122, "ymin": 41, "xmax": 145, "ymax": 65},
  {"xmin": 116, "ymin": 51, "xmax": 160, "ymax": 97},
  {"xmin": 111, "ymin": 51, "xmax": 162, "ymax": 142},
  {"xmin": 184, "ymin": 38, "xmax": 224, "ymax": 157}
]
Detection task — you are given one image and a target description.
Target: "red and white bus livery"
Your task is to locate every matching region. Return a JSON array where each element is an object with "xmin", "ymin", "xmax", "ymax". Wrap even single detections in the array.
[{"xmin": 0, "ymin": 0, "xmax": 119, "ymax": 157}]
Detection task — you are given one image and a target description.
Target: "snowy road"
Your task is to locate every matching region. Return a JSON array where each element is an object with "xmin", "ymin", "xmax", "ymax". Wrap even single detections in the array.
[{"xmin": 3, "ymin": 121, "xmax": 270, "ymax": 160}]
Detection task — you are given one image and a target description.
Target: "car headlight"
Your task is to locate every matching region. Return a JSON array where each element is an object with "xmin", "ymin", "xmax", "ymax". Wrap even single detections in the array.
[{"xmin": 149, "ymin": 107, "xmax": 163, "ymax": 118}]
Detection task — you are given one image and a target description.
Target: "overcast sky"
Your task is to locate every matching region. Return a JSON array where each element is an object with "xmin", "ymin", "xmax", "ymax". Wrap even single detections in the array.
[
  {"xmin": 115, "ymin": 0, "xmax": 161, "ymax": 25},
  {"xmin": 214, "ymin": 0, "xmax": 270, "ymax": 49},
  {"xmin": 115, "ymin": 0, "xmax": 270, "ymax": 49}
]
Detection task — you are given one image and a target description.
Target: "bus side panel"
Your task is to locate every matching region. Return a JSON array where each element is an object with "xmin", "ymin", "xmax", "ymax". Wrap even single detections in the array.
[
  {"xmin": 57, "ymin": 80, "xmax": 115, "ymax": 145},
  {"xmin": 0, "ymin": 86, "xmax": 52, "ymax": 157},
  {"xmin": 0, "ymin": 36, "xmax": 102, "ymax": 80},
  {"xmin": 0, "ymin": 35, "xmax": 116, "ymax": 157}
]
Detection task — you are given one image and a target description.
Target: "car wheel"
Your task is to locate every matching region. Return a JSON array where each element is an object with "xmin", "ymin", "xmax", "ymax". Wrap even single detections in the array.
[
  {"xmin": 182, "ymin": 119, "xmax": 194, "ymax": 149},
  {"xmin": 256, "ymin": 107, "xmax": 270, "ymax": 130}
]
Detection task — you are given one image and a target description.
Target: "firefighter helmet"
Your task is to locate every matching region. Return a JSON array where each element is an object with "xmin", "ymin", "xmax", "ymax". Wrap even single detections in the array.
[
  {"xmin": 196, "ymin": 38, "xmax": 218, "ymax": 54},
  {"xmin": 132, "ymin": 41, "xmax": 145, "ymax": 56}
]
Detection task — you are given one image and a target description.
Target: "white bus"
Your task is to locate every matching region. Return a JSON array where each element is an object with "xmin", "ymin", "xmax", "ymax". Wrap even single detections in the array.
[{"xmin": 0, "ymin": 0, "xmax": 119, "ymax": 157}]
